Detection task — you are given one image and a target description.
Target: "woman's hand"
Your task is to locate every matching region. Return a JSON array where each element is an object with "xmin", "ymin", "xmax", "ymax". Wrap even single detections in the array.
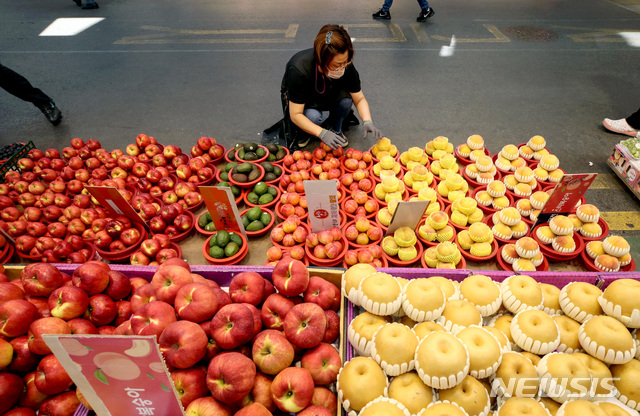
[{"xmin": 319, "ymin": 129, "xmax": 347, "ymax": 150}]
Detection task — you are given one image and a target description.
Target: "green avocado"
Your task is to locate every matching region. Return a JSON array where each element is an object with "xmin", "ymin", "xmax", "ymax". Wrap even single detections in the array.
[
  {"xmin": 198, "ymin": 212, "xmax": 210, "ymax": 229},
  {"xmin": 273, "ymin": 166, "xmax": 282, "ymax": 176},
  {"xmin": 265, "ymin": 143, "xmax": 279, "ymax": 154},
  {"xmin": 215, "ymin": 230, "xmax": 230, "ymax": 248},
  {"xmin": 258, "ymin": 193, "xmax": 274, "ymax": 205},
  {"xmin": 233, "ymin": 173, "xmax": 248, "ymax": 183},
  {"xmin": 228, "ymin": 232, "xmax": 243, "ymax": 247},
  {"xmin": 260, "ymin": 162, "xmax": 274, "ymax": 173},
  {"xmin": 220, "ymin": 172, "xmax": 229, "ymax": 182},
  {"xmin": 267, "ymin": 186, "xmax": 278, "ymax": 197},
  {"xmin": 255, "ymin": 147, "xmax": 266, "ymax": 158},
  {"xmin": 244, "ymin": 142, "xmax": 259, "ymax": 152},
  {"xmin": 241, "ymin": 215, "xmax": 250, "ymax": 229},
  {"xmin": 248, "ymin": 169, "xmax": 261, "ymax": 182},
  {"xmin": 224, "ymin": 242, "xmax": 240, "ymax": 257},
  {"xmin": 204, "ymin": 222, "xmax": 217, "ymax": 232},
  {"xmin": 260, "ymin": 211, "xmax": 272, "ymax": 226},
  {"xmin": 246, "ymin": 192, "xmax": 259, "ymax": 205},
  {"xmin": 209, "ymin": 246, "xmax": 225, "ymax": 259},
  {"xmin": 253, "ymin": 182, "xmax": 268, "ymax": 196},
  {"xmin": 236, "ymin": 162, "xmax": 253, "ymax": 174},
  {"xmin": 246, "ymin": 220, "xmax": 265, "ymax": 232},
  {"xmin": 247, "ymin": 206, "xmax": 263, "ymax": 222},
  {"xmin": 230, "ymin": 184, "xmax": 241, "ymax": 197}
]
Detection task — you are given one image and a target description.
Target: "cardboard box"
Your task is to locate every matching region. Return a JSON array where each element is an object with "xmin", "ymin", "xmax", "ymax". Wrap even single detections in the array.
[{"xmin": 608, "ymin": 144, "xmax": 640, "ymax": 198}]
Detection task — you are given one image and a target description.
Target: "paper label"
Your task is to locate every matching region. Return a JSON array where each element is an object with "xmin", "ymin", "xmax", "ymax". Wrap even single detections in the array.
[
  {"xmin": 199, "ymin": 186, "xmax": 245, "ymax": 235},
  {"xmin": 534, "ymin": 173, "xmax": 597, "ymax": 226},
  {"xmin": 44, "ymin": 335, "xmax": 185, "ymax": 416},
  {"xmin": 304, "ymin": 180, "xmax": 340, "ymax": 233},
  {"xmin": 85, "ymin": 186, "xmax": 146, "ymax": 226},
  {"xmin": 386, "ymin": 200, "xmax": 430, "ymax": 235}
]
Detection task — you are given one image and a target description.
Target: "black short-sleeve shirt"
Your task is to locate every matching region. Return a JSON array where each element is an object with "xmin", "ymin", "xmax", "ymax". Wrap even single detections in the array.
[{"xmin": 281, "ymin": 48, "xmax": 361, "ymax": 111}]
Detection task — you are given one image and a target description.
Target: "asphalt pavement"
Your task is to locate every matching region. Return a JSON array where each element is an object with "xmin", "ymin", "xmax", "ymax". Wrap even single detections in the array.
[{"xmin": 1, "ymin": 0, "xmax": 640, "ymax": 242}]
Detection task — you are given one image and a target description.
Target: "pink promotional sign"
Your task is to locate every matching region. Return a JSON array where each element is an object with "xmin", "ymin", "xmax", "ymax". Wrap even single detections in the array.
[
  {"xmin": 44, "ymin": 335, "xmax": 184, "ymax": 416},
  {"xmin": 534, "ymin": 173, "xmax": 597, "ymax": 226},
  {"xmin": 85, "ymin": 186, "xmax": 147, "ymax": 227},
  {"xmin": 199, "ymin": 186, "xmax": 245, "ymax": 235}
]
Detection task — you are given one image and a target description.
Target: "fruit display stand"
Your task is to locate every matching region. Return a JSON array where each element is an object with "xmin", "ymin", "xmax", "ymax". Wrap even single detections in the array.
[{"xmin": 607, "ymin": 143, "xmax": 640, "ymax": 200}]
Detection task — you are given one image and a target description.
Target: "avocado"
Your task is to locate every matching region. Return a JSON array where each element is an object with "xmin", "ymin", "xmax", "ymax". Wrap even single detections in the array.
[
  {"xmin": 267, "ymin": 154, "xmax": 276, "ymax": 162},
  {"xmin": 217, "ymin": 181, "xmax": 230, "ymax": 188},
  {"xmin": 244, "ymin": 142, "xmax": 259, "ymax": 152},
  {"xmin": 229, "ymin": 232, "xmax": 243, "ymax": 247},
  {"xmin": 230, "ymin": 184, "xmax": 241, "ymax": 197},
  {"xmin": 265, "ymin": 143, "xmax": 279, "ymax": 153},
  {"xmin": 246, "ymin": 220, "xmax": 265, "ymax": 232},
  {"xmin": 209, "ymin": 246, "xmax": 225, "ymax": 259},
  {"xmin": 220, "ymin": 172, "xmax": 229, "ymax": 181},
  {"xmin": 255, "ymin": 147, "xmax": 266, "ymax": 158},
  {"xmin": 260, "ymin": 162, "xmax": 274, "ymax": 173},
  {"xmin": 224, "ymin": 242, "xmax": 240, "ymax": 257},
  {"xmin": 198, "ymin": 212, "xmax": 210, "ymax": 229},
  {"xmin": 253, "ymin": 182, "xmax": 268, "ymax": 196},
  {"xmin": 243, "ymin": 152, "xmax": 257, "ymax": 161},
  {"xmin": 204, "ymin": 222, "xmax": 217, "ymax": 232},
  {"xmin": 215, "ymin": 230, "xmax": 230, "ymax": 248},
  {"xmin": 260, "ymin": 211, "xmax": 272, "ymax": 226},
  {"xmin": 276, "ymin": 149, "xmax": 286, "ymax": 160},
  {"xmin": 246, "ymin": 192, "xmax": 259, "ymax": 205},
  {"xmin": 236, "ymin": 162, "xmax": 253, "ymax": 174},
  {"xmin": 273, "ymin": 166, "xmax": 282, "ymax": 176},
  {"xmin": 267, "ymin": 186, "xmax": 278, "ymax": 197},
  {"xmin": 248, "ymin": 169, "xmax": 261, "ymax": 182},
  {"xmin": 234, "ymin": 142, "xmax": 244, "ymax": 150},
  {"xmin": 247, "ymin": 206, "xmax": 262, "ymax": 222},
  {"xmin": 258, "ymin": 193, "xmax": 274, "ymax": 205},
  {"xmin": 224, "ymin": 162, "xmax": 238, "ymax": 173},
  {"xmin": 233, "ymin": 173, "xmax": 248, "ymax": 183},
  {"xmin": 241, "ymin": 215, "xmax": 250, "ymax": 229},
  {"xmin": 236, "ymin": 148, "xmax": 246, "ymax": 159},
  {"xmin": 264, "ymin": 172, "xmax": 276, "ymax": 182}
]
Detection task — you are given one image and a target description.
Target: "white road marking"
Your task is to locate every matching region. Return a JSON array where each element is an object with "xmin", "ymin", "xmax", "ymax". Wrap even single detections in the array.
[
  {"xmin": 39, "ymin": 18, "xmax": 104, "ymax": 36},
  {"xmin": 619, "ymin": 31, "xmax": 640, "ymax": 47},
  {"xmin": 439, "ymin": 34, "xmax": 456, "ymax": 56}
]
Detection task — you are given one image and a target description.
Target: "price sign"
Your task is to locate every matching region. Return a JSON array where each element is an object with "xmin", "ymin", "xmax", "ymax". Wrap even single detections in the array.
[
  {"xmin": 534, "ymin": 173, "xmax": 597, "ymax": 226},
  {"xmin": 85, "ymin": 186, "xmax": 146, "ymax": 227},
  {"xmin": 386, "ymin": 200, "xmax": 431, "ymax": 235},
  {"xmin": 303, "ymin": 180, "xmax": 341, "ymax": 233},
  {"xmin": 198, "ymin": 186, "xmax": 245, "ymax": 235},
  {"xmin": 44, "ymin": 335, "xmax": 185, "ymax": 416}
]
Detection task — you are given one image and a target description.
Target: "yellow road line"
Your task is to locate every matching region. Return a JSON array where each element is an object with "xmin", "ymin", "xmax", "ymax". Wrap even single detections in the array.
[
  {"xmin": 590, "ymin": 173, "xmax": 624, "ymax": 189},
  {"xmin": 601, "ymin": 211, "xmax": 640, "ymax": 231}
]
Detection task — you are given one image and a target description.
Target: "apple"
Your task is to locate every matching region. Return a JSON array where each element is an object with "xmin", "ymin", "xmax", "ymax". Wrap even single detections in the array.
[
  {"xmin": 0, "ymin": 281, "xmax": 24, "ymax": 303},
  {"xmin": 158, "ymin": 320, "xmax": 208, "ymax": 370},
  {"xmin": 272, "ymin": 258, "xmax": 310, "ymax": 297},
  {"xmin": 303, "ymin": 276, "xmax": 336, "ymax": 310},
  {"xmin": 8, "ymin": 336, "xmax": 38, "ymax": 374},
  {"xmin": 38, "ymin": 390, "xmax": 80, "ymax": 416},
  {"xmin": 19, "ymin": 371, "xmax": 48, "ymax": 410},
  {"xmin": 174, "ymin": 282, "xmax": 219, "ymax": 323},
  {"xmin": 185, "ymin": 397, "xmax": 232, "ymax": 416},
  {"xmin": 0, "ymin": 372, "xmax": 24, "ymax": 414},
  {"xmin": 228, "ymin": 272, "xmax": 265, "ymax": 306},
  {"xmin": 16, "ymin": 235, "xmax": 37, "ymax": 253},
  {"xmin": 120, "ymin": 227, "xmax": 141, "ymax": 245},
  {"xmin": 171, "ymin": 368, "xmax": 209, "ymax": 409},
  {"xmin": 83, "ymin": 294, "xmax": 117, "ymax": 327},
  {"xmin": 48, "ymin": 286, "xmax": 89, "ymax": 321},
  {"xmin": 0, "ymin": 299, "xmax": 40, "ymax": 338},
  {"xmin": 21, "ymin": 263, "xmax": 65, "ymax": 297},
  {"xmin": 72, "ymin": 261, "xmax": 110, "ymax": 295},
  {"xmin": 130, "ymin": 300, "xmax": 177, "ymax": 339},
  {"xmin": 207, "ymin": 351, "xmax": 256, "ymax": 404},
  {"xmin": 210, "ymin": 303, "xmax": 256, "ymax": 349},
  {"xmin": 283, "ymin": 303, "xmax": 327, "ymax": 349},
  {"xmin": 252, "ymin": 331, "xmax": 294, "ymax": 375},
  {"xmin": 34, "ymin": 353, "xmax": 73, "ymax": 395},
  {"xmin": 270, "ymin": 367, "xmax": 315, "ymax": 413},
  {"xmin": 323, "ymin": 310, "xmax": 340, "ymax": 343},
  {"xmin": 260, "ymin": 293, "xmax": 295, "ymax": 330},
  {"xmin": 129, "ymin": 283, "xmax": 156, "ymax": 313},
  {"xmin": 150, "ymin": 264, "xmax": 194, "ymax": 305},
  {"xmin": 103, "ymin": 270, "xmax": 132, "ymax": 301},
  {"xmin": 28, "ymin": 317, "xmax": 71, "ymax": 355},
  {"xmin": 300, "ymin": 343, "xmax": 341, "ymax": 385}
]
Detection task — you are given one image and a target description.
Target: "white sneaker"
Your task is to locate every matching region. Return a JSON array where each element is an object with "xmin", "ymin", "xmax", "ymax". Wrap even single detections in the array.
[{"xmin": 603, "ymin": 118, "xmax": 639, "ymax": 136}]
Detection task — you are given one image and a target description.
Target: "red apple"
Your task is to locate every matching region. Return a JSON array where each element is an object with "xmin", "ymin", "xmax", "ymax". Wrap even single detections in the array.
[
  {"xmin": 171, "ymin": 368, "xmax": 209, "ymax": 409},
  {"xmin": 83, "ymin": 294, "xmax": 117, "ymax": 327},
  {"xmin": 185, "ymin": 397, "xmax": 232, "ymax": 416},
  {"xmin": 129, "ymin": 283, "xmax": 156, "ymax": 313},
  {"xmin": 303, "ymin": 276, "xmax": 337, "ymax": 310},
  {"xmin": 0, "ymin": 300, "xmax": 40, "ymax": 338},
  {"xmin": 19, "ymin": 371, "xmax": 48, "ymax": 410},
  {"xmin": 159, "ymin": 320, "xmax": 208, "ymax": 369},
  {"xmin": 300, "ymin": 343, "xmax": 341, "ymax": 385},
  {"xmin": 229, "ymin": 272, "xmax": 266, "ymax": 306},
  {"xmin": 0, "ymin": 372, "xmax": 24, "ymax": 414},
  {"xmin": 151, "ymin": 264, "xmax": 194, "ymax": 305},
  {"xmin": 34, "ymin": 353, "xmax": 73, "ymax": 395},
  {"xmin": 283, "ymin": 303, "xmax": 327, "ymax": 349},
  {"xmin": 20, "ymin": 263, "xmax": 65, "ymax": 297},
  {"xmin": 38, "ymin": 391, "xmax": 80, "ymax": 416},
  {"xmin": 323, "ymin": 310, "xmax": 340, "ymax": 343},
  {"xmin": 27, "ymin": 317, "xmax": 71, "ymax": 355},
  {"xmin": 270, "ymin": 367, "xmax": 315, "ymax": 413},
  {"xmin": 130, "ymin": 300, "xmax": 177, "ymax": 339},
  {"xmin": 174, "ymin": 282, "xmax": 219, "ymax": 323},
  {"xmin": 260, "ymin": 293, "xmax": 295, "ymax": 330},
  {"xmin": 0, "ymin": 281, "xmax": 24, "ymax": 303},
  {"xmin": 48, "ymin": 286, "xmax": 89, "ymax": 320},
  {"xmin": 251, "ymin": 331, "xmax": 294, "ymax": 375},
  {"xmin": 210, "ymin": 303, "xmax": 255, "ymax": 349},
  {"xmin": 271, "ymin": 258, "xmax": 310, "ymax": 297},
  {"xmin": 72, "ymin": 261, "xmax": 110, "ymax": 295},
  {"xmin": 206, "ymin": 351, "xmax": 256, "ymax": 404},
  {"xmin": 104, "ymin": 270, "xmax": 132, "ymax": 301}
]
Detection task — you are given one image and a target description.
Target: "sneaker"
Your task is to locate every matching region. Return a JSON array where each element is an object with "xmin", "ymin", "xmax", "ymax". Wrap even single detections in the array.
[
  {"xmin": 603, "ymin": 118, "xmax": 638, "ymax": 136},
  {"xmin": 372, "ymin": 9, "xmax": 391, "ymax": 19},
  {"xmin": 417, "ymin": 7, "xmax": 435, "ymax": 21},
  {"xmin": 297, "ymin": 135, "xmax": 312, "ymax": 148},
  {"xmin": 81, "ymin": 2, "xmax": 99, "ymax": 8},
  {"xmin": 340, "ymin": 133, "xmax": 349, "ymax": 148},
  {"xmin": 37, "ymin": 101, "xmax": 62, "ymax": 126},
  {"xmin": 72, "ymin": 0, "xmax": 81, "ymax": 6}
]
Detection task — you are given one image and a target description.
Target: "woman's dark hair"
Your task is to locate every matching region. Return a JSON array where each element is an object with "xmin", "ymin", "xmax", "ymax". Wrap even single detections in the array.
[{"xmin": 313, "ymin": 24, "xmax": 354, "ymax": 74}]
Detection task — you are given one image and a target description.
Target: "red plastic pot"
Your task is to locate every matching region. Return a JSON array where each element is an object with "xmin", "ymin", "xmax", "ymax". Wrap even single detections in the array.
[
  {"xmin": 202, "ymin": 231, "xmax": 249, "ymax": 265},
  {"xmin": 343, "ymin": 219, "xmax": 384, "ymax": 249},
  {"xmin": 496, "ymin": 245, "xmax": 550, "ymax": 272},
  {"xmin": 244, "ymin": 186, "xmax": 281, "ymax": 211},
  {"xmin": 454, "ymin": 145, "xmax": 492, "ymax": 166},
  {"xmin": 235, "ymin": 145, "xmax": 269, "ymax": 164},
  {"xmin": 1, "ymin": 245, "xmax": 14, "ymax": 264},
  {"xmin": 382, "ymin": 242, "xmax": 424, "ymax": 267},
  {"xmin": 270, "ymin": 221, "xmax": 312, "ymax": 250},
  {"xmin": 239, "ymin": 207, "xmax": 276, "ymax": 238},
  {"xmin": 305, "ymin": 235, "xmax": 349, "ymax": 267},
  {"xmin": 95, "ymin": 222, "xmax": 147, "ymax": 261},
  {"xmin": 420, "ymin": 251, "xmax": 467, "ymax": 269},
  {"xmin": 228, "ymin": 164, "xmax": 266, "ymax": 190}
]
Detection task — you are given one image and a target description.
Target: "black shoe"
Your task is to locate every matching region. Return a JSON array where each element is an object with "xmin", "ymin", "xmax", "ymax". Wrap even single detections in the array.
[
  {"xmin": 72, "ymin": 0, "xmax": 81, "ymax": 6},
  {"xmin": 297, "ymin": 134, "xmax": 312, "ymax": 148},
  {"xmin": 81, "ymin": 3, "xmax": 99, "ymax": 9},
  {"xmin": 417, "ymin": 7, "xmax": 435, "ymax": 21},
  {"xmin": 372, "ymin": 9, "xmax": 391, "ymax": 19},
  {"xmin": 37, "ymin": 101, "xmax": 62, "ymax": 126}
]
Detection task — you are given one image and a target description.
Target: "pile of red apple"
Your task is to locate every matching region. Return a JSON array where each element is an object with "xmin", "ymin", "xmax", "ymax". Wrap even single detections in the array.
[
  {"xmin": 342, "ymin": 190, "xmax": 378, "ymax": 218},
  {"xmin": 0, "ymin": 258, "xmax": 341, "ymax": 416},
  {"xmin": 279, "ymin": 170, "xmax": 309, "ymax": 194},
  {"xmin": 189, "ymin": 136, "xmax": 226, "ymax": 162},
  {"xmin": 281, "ymin": 151, "xmax": 313, "ymax": 173},
  {"xmin": 344, "ymin": 245, "xmax": 385, "ymax": 267},
  {"xmin": 129, "ymin": 234, "xmax": 180, "ymax": 265},
  {"xmin": 311, "ymin": 143, "xmax": 344, "ymax": 161}
]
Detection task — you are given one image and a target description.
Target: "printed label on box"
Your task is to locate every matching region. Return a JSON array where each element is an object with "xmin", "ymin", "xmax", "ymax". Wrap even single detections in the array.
[
  {"xmin": 85, "ymin": 186, "xmax": 147, "ymax": 227},
  {"xmin": 534, "ymin": 173, "xmax": 597, "ymax": 226},
  {"xmin": 199, "ymin": 186, "xmax": 245, "ymax": 235},
  {"xmin": 386, "ymin": 200, "xmax": 430, "ymax": 235},
  {"xmin": 304, "ymin": 180, "xmax": 340, "ymax": 233},
  {"xmin": 44, "ymin": 335, "xmax": 185, "ymax": 416}
]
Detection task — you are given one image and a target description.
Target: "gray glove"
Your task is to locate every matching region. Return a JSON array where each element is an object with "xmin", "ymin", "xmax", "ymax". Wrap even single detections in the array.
[
  {"xmin": 318, "ymin": 129, "xmax": 347, "ymax": 150},
  {"xmin": 363, "ymin": 120, "xmax": 383, "ymax": 140}
]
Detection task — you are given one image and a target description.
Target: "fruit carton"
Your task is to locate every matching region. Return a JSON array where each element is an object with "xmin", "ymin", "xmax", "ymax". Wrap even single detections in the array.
[{"xmin": 608, "ymin": 144, "xmax": 640, "ymax": 200}]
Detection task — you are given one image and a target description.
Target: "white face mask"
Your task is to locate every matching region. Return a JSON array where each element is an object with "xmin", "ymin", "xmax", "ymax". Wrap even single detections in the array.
[{"xmin": 326, "ymin": 67, "xmax": 345, "ymax": 79}]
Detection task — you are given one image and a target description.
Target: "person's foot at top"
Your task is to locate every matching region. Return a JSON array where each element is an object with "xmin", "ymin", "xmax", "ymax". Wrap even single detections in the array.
[
  {"xmin": 417, "ymin": 7, "xmax": 435, "ymax": 21},
  {"xmin": 81, "ymin": 2, "xmax": 99, "ymax": 9},
  {"xmin": 37, "ymin": 101, "xmax": 62, "ymax": 126},
  {"xmin": 603, "ymin": 118, "xmax": 639, "ymax": 137},
  {"xmin": 372, "ymin": 9, "xmax": 391, "ymax": 19}
]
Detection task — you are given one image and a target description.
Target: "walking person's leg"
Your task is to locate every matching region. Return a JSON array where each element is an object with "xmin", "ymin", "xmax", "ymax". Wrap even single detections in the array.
[
  {"xmin": 626, "ymin": 108, "xmax": 640, "ymax": 130},
  {"xmin": 603, "ymin": 107, "xmax": 640, "ymax": 137},
  {"xmin": 373, "ymin": 0, "xmax": 393, "ymax": 19},
  {"xmin": 416, "ymin": 0, "xmax": 435, "ymax": 21}
]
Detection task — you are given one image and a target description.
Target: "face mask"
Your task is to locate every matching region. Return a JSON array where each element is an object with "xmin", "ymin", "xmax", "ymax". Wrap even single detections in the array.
[{"xmin": 326, "ymin": 67, "xmax": 345, "ymax": 79}]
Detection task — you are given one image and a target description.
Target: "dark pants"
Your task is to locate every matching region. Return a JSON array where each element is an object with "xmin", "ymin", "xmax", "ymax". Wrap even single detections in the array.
[
  {"xmin": 627, "ymin": 108, "xmax": 640, "ymax": 130},
  {"xmin": 0, "ymin": 63, "xmax": 52, "ymax": 108}
]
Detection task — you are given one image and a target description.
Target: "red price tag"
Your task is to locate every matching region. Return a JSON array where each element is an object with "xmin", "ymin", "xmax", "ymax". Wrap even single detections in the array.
[{"xmin": 314, "ymin": 209, "xmax": 329, "ymax": 219}]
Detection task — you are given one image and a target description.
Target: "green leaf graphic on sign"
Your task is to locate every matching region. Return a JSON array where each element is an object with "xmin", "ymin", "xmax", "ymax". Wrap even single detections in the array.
[
  {"xmin": 146, "ymin": 373, "xmax": 155, "ymax": 380},
  {"xmin": 94, "ymin": 369, "xmax": 108, "ymax": 385},
  {"xmin": 160, "ymin": 383, "xmax": 171, "ymax": 392}
]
